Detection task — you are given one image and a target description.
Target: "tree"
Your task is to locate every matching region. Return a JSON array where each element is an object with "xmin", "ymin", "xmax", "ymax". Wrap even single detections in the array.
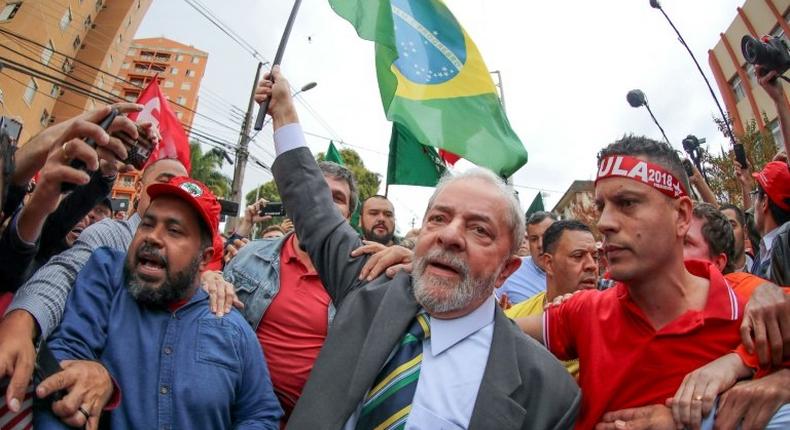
[
  {"xmin": 705, "ymin": 114, "xmax": 778, "ymax": 206},
  {"xmin": 190, "ymin": 141, "xmax": 232, "ymax": 198},
  {"xmin": 316, "ymin": 147, "xmax": 382, "ymax": 205}
]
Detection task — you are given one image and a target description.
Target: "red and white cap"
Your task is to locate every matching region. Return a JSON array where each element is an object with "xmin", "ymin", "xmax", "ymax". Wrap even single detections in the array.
[
  {"xmin": 146, "ymin": 176, "xmax": 221, "ymax": 242},
  {"xmin": 752, "ymin": 161, "xmax": 790, "ymax": 212}
]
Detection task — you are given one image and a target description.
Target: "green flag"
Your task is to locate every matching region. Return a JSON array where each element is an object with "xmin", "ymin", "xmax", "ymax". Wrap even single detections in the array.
[
  {"xmin": 325, "ymin": 141, "xmax": 344, "ymax": 165},
  {"xmin": 387, "ymin": 123, "xmax": 446, "ymax": 187},
  {"xmin": 330, "ymin": 0, "xmax": 527, "ymax": 177},
  {"xmin": 526, "ymin": 192, "xmax": 545, "ymax": 217}
]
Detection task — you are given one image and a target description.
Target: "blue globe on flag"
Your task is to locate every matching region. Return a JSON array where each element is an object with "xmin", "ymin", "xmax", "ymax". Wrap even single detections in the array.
[{"xmin": 391, "ymin": 0, "xmax": 467, "ymax": 85}]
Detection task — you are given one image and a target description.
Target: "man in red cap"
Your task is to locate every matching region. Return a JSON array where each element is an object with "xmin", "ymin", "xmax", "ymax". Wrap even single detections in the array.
[
  {"xmin": 750, "ymin": 161, "xmax": 790, "ymax": 282},
  {"xmin": 33, "ymin": 176, "xmax": 281, "ymax": 429}
]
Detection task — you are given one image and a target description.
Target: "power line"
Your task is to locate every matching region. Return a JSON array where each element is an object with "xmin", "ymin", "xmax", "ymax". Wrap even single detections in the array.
[
  {"xmin": 181, "ymin": 0, "xmax": 271, "ymax": 66},
  {"xmin": 176, "ymin": 0, "xmax": 346, "ymax": 143},
  {"xmin": 0, "ymin": 27, "xmax": 244, "ymax": 135}
]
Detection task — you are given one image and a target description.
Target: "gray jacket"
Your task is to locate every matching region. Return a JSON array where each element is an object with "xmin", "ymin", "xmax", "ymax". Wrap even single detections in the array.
[
  {"xmin": 223, "ymin": 232, "xmax": 335, "ymax": 330},
  {"xmin": 276, "ymin": 147, "xmax": 580, "ymax": 430}
]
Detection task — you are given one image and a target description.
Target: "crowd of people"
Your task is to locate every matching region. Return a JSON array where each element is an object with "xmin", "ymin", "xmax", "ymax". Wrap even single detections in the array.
[{"xmin": 0, "ymin": 62, "xmax": 788, "ymax": 429}]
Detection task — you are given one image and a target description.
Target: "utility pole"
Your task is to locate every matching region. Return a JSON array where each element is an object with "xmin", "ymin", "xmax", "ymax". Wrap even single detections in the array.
[
  {"xmin": 490, "ymin": 70, "xmax": 506, "ymax": 113},
  {"xmin": 226, "ymin": 62, "xmax": 263, "ymax": 233}
]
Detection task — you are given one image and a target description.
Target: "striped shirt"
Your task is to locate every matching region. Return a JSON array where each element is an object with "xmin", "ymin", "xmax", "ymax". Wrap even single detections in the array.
[{"xmin": 5, "ymin": 214, "xmax": 140, "ymax": 339}]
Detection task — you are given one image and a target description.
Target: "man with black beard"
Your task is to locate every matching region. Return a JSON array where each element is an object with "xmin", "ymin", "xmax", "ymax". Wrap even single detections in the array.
[
  {"xmin": 35, "ymin": 177, "xmax": 281, "ymax": 429},
  {"xmin": 360, "ymin": 195, "xmax": 397, "ymax": 246},
  {"xmin": 255, "ymin": 66, "xmax": 579, "ymax": 430}
]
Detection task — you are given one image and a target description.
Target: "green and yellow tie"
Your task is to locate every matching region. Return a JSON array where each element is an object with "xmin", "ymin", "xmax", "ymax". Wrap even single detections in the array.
[{"xmin": 354, "ymin": 313, "xmax": 430, "ymax": 430}]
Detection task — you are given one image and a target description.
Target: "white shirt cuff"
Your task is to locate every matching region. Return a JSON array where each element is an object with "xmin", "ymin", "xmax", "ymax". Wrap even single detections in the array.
[{"xmin": 274, "ymin": 123, "xmax": 307, "ymax": 157}]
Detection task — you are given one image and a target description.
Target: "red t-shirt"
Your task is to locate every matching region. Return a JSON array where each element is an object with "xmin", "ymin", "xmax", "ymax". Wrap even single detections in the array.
[
  {"xmin": 256, "ymin": 235, "xmax": 330, "ymax": 419},
  {"xmin": 544, "ymin": 260, "xmax": 743, "ymax": 430},
  {"xmin": 0, "ymin": 292, "xmax": 12, "ymax": 316}
]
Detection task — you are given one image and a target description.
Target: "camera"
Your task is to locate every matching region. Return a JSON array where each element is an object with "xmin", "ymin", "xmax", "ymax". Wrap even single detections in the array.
[
  {"xmin": 0, "ymin": 116, "xmax": 22, "ymax": 216},
  {"xmin": 741, "ymin": 35, "xmax": 790, "ymax": 75},
  {"xmin": 260, "ymin": 202, "xmax": 286, "ymax": 217},
  {"xmin": 111, "ymin": 123, "xmax": 156, "ymax": 170}
]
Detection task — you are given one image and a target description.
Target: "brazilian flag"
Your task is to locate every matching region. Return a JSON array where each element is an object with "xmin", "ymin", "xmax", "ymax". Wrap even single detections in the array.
[{"xmin": 330, "ymin": 0, "xmax": 527, "ymax": 178}]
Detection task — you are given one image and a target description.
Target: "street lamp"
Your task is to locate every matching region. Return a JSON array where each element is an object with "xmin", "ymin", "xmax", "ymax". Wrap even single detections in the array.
[
  {"xmin": 295, "ymin": 81, "xmax": 317, "ymax": 96},
  {"xmin": 626, "ymin": 89, "xmax": 671, "ymax": 146}
]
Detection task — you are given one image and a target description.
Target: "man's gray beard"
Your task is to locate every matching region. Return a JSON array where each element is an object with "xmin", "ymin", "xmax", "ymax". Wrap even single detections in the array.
[
  {"xmin": 411, "ymin": 249, "xmax": 501, "ymax": 314},
  {"xmin": 124, "ymin": 254, "xmax": 201, "ymax": 309}
]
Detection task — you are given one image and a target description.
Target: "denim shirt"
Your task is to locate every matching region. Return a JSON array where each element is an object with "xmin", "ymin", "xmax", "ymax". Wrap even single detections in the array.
[
  {"xmin": 42, "ymin": 247, "xmax": 282, "ymax": 430},
  {"xmin": 223, "ymin": 233, "xmax": 336, "ymax": 330}
]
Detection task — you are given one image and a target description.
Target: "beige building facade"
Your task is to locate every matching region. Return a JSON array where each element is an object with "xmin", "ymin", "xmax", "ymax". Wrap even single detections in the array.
[
  {"xmin": 0, "ymin": 0, "xmax": 152, "ymax": 144},
  {"xmin": 709, "ymin": 0, "xmax": 790, "ymax": 149}
]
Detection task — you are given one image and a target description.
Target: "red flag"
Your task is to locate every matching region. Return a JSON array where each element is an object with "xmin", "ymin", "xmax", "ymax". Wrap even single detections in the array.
[
  {"xmin": 128, "ymin": 78, "xmax": 191, "ymax": 173},
  {"xmin": 439, "ymin": 149, "xmax": 461, "ymax": 166}
]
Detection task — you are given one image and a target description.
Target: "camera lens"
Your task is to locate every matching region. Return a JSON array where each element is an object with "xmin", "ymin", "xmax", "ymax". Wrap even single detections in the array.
[{"xmin": 741, "ymin": 35, "xmax": 764, "ymax": 65}]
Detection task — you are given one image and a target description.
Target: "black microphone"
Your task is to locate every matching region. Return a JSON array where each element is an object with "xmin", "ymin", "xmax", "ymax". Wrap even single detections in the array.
[
  {"xmin": 649, "ymin": 0, "xmax": 661, "ymax": 9},
  {"xmin": 626, "ymin": 89, "xmax": 646, "ymax": 108}
]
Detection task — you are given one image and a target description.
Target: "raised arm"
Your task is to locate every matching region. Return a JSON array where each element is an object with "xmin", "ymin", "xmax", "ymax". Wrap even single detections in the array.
[{"xmin": 259, "ymin": 67, "xmax": 367, "ymax": 305}]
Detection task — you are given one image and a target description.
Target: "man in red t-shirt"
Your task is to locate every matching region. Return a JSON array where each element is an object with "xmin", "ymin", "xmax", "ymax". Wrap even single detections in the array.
[
  {"xmin": 223, "ymin": 160, "xmax": 359, "ymax": 423},
  {"xmin": 516, "ymin": 136, "xmax": 757, "ymax": 429}
]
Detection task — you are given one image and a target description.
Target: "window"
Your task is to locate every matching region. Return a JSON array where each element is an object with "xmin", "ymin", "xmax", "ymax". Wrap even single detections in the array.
[
  {"xmin": 150, "ymin": 64, "xmax": 166, "ymax": 72},
  {"xmin": 127, "ymin": 48, "xmax": 136, "ymax": 56},
  {"xmin": 191, "ymin": 56, "xmax": 200, "ymax": 64},
  {"xmin": 40, "ymin": 109, "xmax": 50, "ymax": 126},
  {"xmin": 95, "ymin": 0, "xmax": 102, "ymax": 12},
  {"xmin": 180, "ymin": 82, "xmax": 191, "ymax": 90},
  {"xmin": 769, "ymin": 119, "xmax": 785, "ymax": 151},
  {"xmin": 73, "ymin": 35, "xmax": 81, "ymax": 50},
  {"xmin": 50, "ymin": 83, "xmax": 60, "ymax": 97},
  {"xmin": 0, "ymin": 87, "xmax": 4, "ymax": 104},
  {"xmin": 121, "ymin": 62, "xmax": 130, "ymax": 70},
  {"xmin": 170, "ymin": 67, "xmax": 178, "ymax": 75},
  {"xmin": 163, "ymin": 80, "xmax": 174, "ymax": 88},
  {"xmin": 107, "ymin": 54, "xmax": 113, "ymax": 67},
  {"xmin": 770, "ymin": 24, "xmax": 785, "ymax": 40},
  {"xmin": 84, "ymin": 15, "xmax": 92, "ymax": 29},
  {"xmin": 730, "ymin": 75, "xmax": 745, "ymax": 102},
  {"xmin": 124, "ymin": 91, "xmax": 139, "ymax": 102},
  {"xmin": 120, "ymin": 175, "xmax": 134, "ymax": 186},
  {"xmin": 186, "ymin": 69, "xmax": 195, "ymax": 78},
  {"xmin": 176, "ymin": 96, "xmax": 186, "ymax": 104},
  {"xmin": 41, "ymin": 40, "xmax": 54, "ymax": 66},
  {"xmin": 176, "ymin": 54, "xmax": 184, "ymax": 62},
  {"xmin": 97, "ymin": 76, "xmax": 104, "ymax": 89},
  {"xmin": 118, "ymin": 34, "xmax": 122, "ymax": 45},
  {"xmin": 155, "ymin": 53, "xmax": 171, "ymax": 61},
  {"xmin": 61, "ymin": 59, "xmax": 73, "ymax": 74},
  {"xmin": 60, "ymin": 7, "xmax": 72, "ymax": 31},
  {"xmin": 0, "ymin": 2, "xmax": 21, "ymax": 21},
  {"xmin": 23, "ymin": 78, "xmax": 37, "ymax": 105},
  {"xmin": 745, "ymin": 63, "xmax": 757, "ymax": 85},
  {"xmin": 176, "ymin": 111, "xmax": 183, "ymax": 119}
]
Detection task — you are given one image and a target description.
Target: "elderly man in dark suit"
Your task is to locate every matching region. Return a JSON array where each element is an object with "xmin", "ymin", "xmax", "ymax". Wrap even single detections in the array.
[{"xmin": 255, "ymin": 66, "xmax": 580, "ymax": 430}]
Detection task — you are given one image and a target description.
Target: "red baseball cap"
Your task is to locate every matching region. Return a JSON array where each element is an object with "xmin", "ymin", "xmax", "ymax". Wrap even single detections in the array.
[
  {"xmin": 752, "ymin": 161, "xmax": 790, "ymax": 212},
  {"xmin": 146, "ymin": 176, "xmax": 221, "ymax": 242}
]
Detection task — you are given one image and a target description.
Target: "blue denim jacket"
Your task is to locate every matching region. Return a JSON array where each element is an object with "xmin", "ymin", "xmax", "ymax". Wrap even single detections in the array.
[
  {"xmin": 40, "ymin": 247, "xmax": 282, "ymax": 430},
  {"xmin": 223, "ymin": 234, "xmax": 335, "ymax": 330}
]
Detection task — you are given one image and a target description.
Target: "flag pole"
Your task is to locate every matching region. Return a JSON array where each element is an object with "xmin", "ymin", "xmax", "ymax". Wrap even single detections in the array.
[{"xmin": 253, "ymin": 0, "xmax": 303, "ymax": 130}]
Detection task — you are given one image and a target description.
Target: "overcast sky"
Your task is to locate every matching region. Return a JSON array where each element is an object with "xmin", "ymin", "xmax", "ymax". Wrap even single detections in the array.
[{"xmin": 137, "ymin": 0, "xmax": 743, "ymax": 233}]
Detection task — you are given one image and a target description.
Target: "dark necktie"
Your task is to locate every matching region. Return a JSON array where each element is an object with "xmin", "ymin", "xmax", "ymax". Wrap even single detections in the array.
[{"xmin": 354, "ymin": 313, "xmax": 430, "ymax": 430}]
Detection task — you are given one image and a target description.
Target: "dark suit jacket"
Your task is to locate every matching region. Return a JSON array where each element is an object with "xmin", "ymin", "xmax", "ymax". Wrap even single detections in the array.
[{"xmin": 274, "ymin": 147, "xmax": 580, "ymax": 430}]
